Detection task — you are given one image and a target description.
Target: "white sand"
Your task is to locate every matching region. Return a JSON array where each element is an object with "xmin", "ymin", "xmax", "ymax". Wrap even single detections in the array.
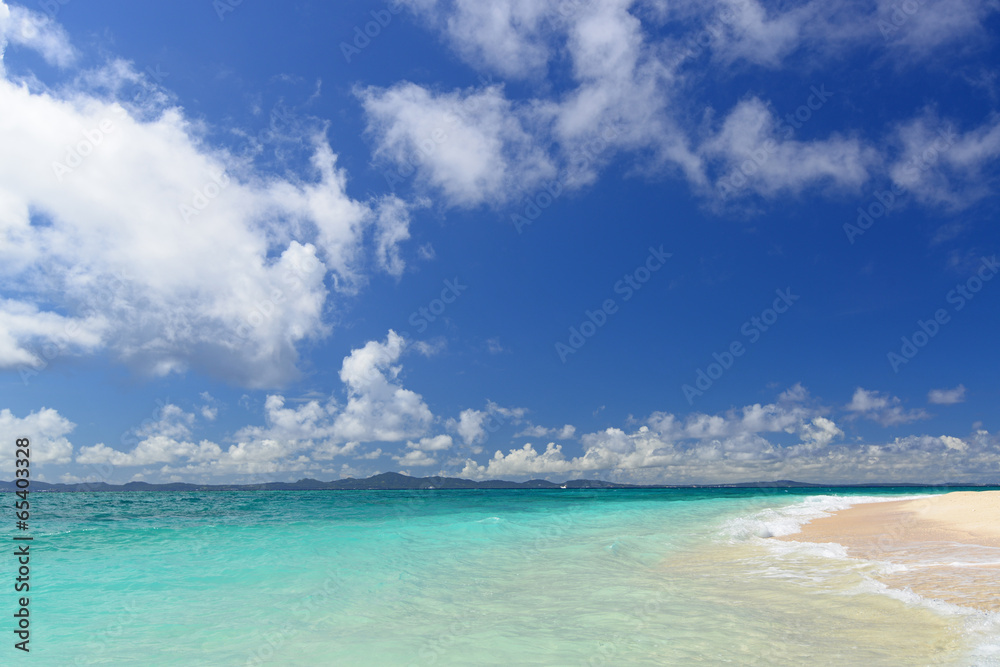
[{"xmin": 776, "ymin": 491, "xmax": 1000, "ymax": 612}]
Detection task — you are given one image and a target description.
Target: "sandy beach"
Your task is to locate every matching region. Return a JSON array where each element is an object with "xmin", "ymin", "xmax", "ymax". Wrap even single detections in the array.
[{"xmin": 777, "ymin": 491, "xmax": 1000, "ymax": 612}]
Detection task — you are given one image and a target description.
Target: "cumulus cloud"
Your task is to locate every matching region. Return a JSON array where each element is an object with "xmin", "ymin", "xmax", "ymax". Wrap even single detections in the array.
[
  {"xmin": 9, "ymin": 382, "xmax": 994, "ymax": 485},
  {"xmin": 374, "ymin": 0, "xmax": 998, "ymax": 215},
  {"xmin": 928, "ymin": 385, "xmax": 967, "ymax": 405},
  {"xmin": 402, "ymin": 0, "xmax": 552, "ymax": 79},
  {"xmin": 446, "ymin": 401, "xmax": 527, "ymax": 451},
  {"xmin": 394, "ymin": 449, "xmax": 439, "ymax": 467},
  {"xmin": 702, "ymin": 97, "xmax": 878, "ymax": 200},
  {"xmin": 77, "ymin": 403, "xmax": 220, "ymax": 467},
  {"xmin": 887, "ymin": 110, "xmax": 1000, "ymax": 209},
  {"xmin": 332, "ymin": 330, "xmax": 434, "ymax": 442},
  {"xmin": 0, "ymin": 299, "xmax": 107, "ymax": 370},
  {"xmin": 409, "ymin": 434, "xmax": 454, "ymax": 451},
  {"xmin": 372, "ymin": 196, "xmax": 412, "ymax": 277},
  {"xmin": 0, "ymin": 407, "xmax": 75, "ymax": 470},
  {"xmin": 799, "ymin": 416, "xmax": 844, "ymax": 448},
  {"xmin": 359, "ymin": 81, "xmax": 555, "ymax": 207},
  {"xmin": 515, "ymin": 424, "xmax": 576, "ymax": 440},
  {"xmin": 73, "ymin": 331, "xmax": 433, "ymax": 477},
  {"xmin": 448, "ymin": 408, "xmax": 491, "ymax": 447},
  {"xmin": 459, "ymin": 392, "xmax": 996, "ymax": 485},
  {"xmin": 455, "ymin": 385, "xmax": 998, "ymax": 484},
  {"xmin": 0, "ymin": 8, "xmax": 416, "ymax": 388},
  {"xmin": 845, "ymin": 388, "xmax": 930, "ymax": 426},
  {"xmin": 393, "ymin": 434, "xmax": 454, "ymax": 466},
  {"xmin": 0, "ymin": 2, "xmax": 75, "ymax": 69},
  {"xmin": 461, "ymin": 442, "xmax": 587, "ymax": 479},
  {"xmin": 875, "ymin": 0, "xmax": 999, "ymax": 54},
  {"xmin": 462, "ymin": 387, "xmax": 848, "ymax": 481}
]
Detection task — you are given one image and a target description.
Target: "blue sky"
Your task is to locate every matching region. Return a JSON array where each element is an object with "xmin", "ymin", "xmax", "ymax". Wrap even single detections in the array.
[{"xmin": 1, "ymin": 0, "xmax": 998, "ymax": 485}]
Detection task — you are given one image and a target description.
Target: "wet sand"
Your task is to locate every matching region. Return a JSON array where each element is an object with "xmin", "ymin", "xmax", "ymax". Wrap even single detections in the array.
[{"xmin": 776, "ymin": 491, "xmax": 1000, "ymax": 612}]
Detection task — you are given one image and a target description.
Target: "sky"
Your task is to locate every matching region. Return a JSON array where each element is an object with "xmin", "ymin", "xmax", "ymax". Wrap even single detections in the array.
[{"xmin": 0, "ymin": 0, "xmax": 998, "ymax": 486}]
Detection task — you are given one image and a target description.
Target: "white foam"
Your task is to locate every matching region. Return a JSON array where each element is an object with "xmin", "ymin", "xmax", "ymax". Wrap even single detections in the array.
[
  {"xmin": 721, "ymin": 493, "xmax": 928, "ymax": 541},
  {"xmin": 729, "ymin": 494, "xmax": 1000, "ymax": 664}
]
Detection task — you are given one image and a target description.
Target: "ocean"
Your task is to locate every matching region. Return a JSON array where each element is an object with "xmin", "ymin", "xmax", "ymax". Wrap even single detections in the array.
[{"xmin": 7, "ymin": 487, "xmax": 999, "ymax": 665}]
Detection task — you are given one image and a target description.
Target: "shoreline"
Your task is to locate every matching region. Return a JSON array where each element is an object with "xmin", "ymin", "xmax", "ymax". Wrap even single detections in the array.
[{"xmin": 775, "ymin": 491, "xmax": 1000, "ymax": 612}]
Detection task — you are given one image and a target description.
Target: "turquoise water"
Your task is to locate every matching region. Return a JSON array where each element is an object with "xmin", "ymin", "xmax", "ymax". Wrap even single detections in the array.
[{"xmin": 4, "ymin": 488, "xmax": 999, "ymax": 665}]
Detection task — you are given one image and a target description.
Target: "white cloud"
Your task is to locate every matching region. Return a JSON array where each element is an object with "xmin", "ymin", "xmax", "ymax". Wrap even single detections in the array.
[
  {"xmin": 845, "ymin": 388, "xmax": 930, "ymax": 426},
  {"xmin": 461, "ymin": 414, "xmax": 997, "ymax": 486},
  {"xmin": 461, "ymin": 442, "xmax": 589, "ymax": 479},
  {"xmin": 77, "ymin": 404, "xmax": 220, "ymax": 467},
  {"xmin": 72, "ymin": 331, "xmax": 432, "ymax": 476},
  {"xmin": 332, "ymin": 330, "xmax": 434, "ymax": 442},
  {"xmin": 0, "ymin": 407, "xmax": 74, "ymax": 470},
  {"xmin": 939, "ymin": 435, "xmax": 968, "ymax": 452},
  {"xmin": 0, "ymin": 17, "xmax": 412, "ymax": 388},
  {"xmin": 375, "ymin": 0, "xmax": 1000, "ymax": 217},
  {"xmin": 887, "ymin": 110, "xmax": 1000, "ymax": 209},
  {"xmin": 359, "ymin": 81, "xmax": 556, "ymax": 207},
  {"xmin": 394, "ymin": 449, "xmax": 438, "ymax": 467},
  {"xmin": 78, "ymin": 426, "xmax": 303, "ymax": 477},
  {"xmin": 373, "ymin": 195, "xmax": 412, "ymax": 277},
  {"xmin": 16, "ymin": 384, "xmax": 994, "ymax": 485},
  {"xmin": 409, "ymin": 434, "xmax": 454, "ymax": 451},
  {"xmin": 446, "ymin": 401, "xmax": 527, "ymax": 449},
  {"xmin": 799, "ymin": 416, "xmax": 844, "ymax": 448},
  {"xmin": 448, "ymin": 408, "xmax": 490, "ymax": 446},
  {"xmin": 0, "ymin": 2, "xmax": 75, "ymax": 69},
  {"xmin": 875, "ymin": 0, "xmax": 998, "ymax": 53},
  {"xmin": 701, "ymin": 97, "xmax": 877, "ymax": 200},
  {"xmin": 699, "ymin": 0, "xmax": 806, "ymax": 68},
  {"xmin": 393, "ymin": 434, "xmax": 454, "ymax": 466},
  {"xmin": 403, "ymin": 0, "xmax": 552, "ymax": 79},
  {"xmin": 76, "ymin": 438, "xmax": 222, "ymax": 468},
  {"xmin": 514, "ymin": 423, "xmax": 576, "ymax": 439},
  {"xmin": 928, "ymin": 385, "xmax": 967, "ymax": 405},
  {"xmin": 463, "ymin": 388, "xmax": 846, "ymax": 481},
  {"xmin": 0, "ymin": 299, "xmax": 107, "ymax": 369},
  {"xmin": 235, "ymin": 394, "xmax": 337, "ymax": 445}
]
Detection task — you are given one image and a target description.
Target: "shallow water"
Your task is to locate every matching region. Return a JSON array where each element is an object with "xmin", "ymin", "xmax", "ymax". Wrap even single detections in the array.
[{"xmin": 4, "ymin": 488, "xmax": 998, "ymax": 665}]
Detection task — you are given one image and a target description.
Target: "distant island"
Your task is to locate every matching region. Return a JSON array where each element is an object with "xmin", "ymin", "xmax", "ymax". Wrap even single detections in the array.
[{"xmin": 1, "ymin": 472, "xmax": 993, "ymax": 492}]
